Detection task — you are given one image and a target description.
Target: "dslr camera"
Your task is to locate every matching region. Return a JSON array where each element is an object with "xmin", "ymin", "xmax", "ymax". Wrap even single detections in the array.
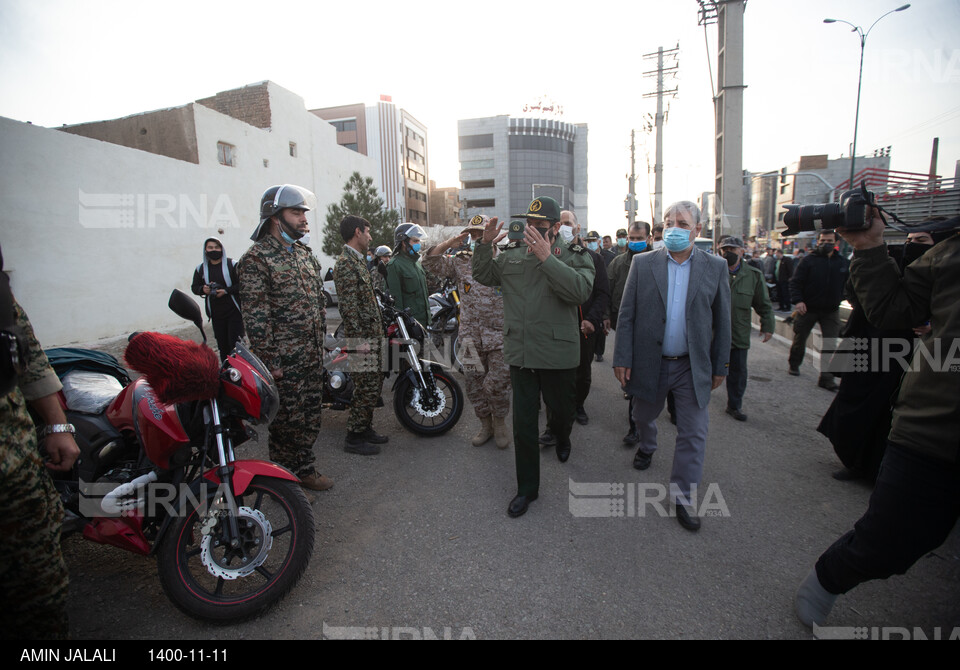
[
  {"xmin": 780, "ymin": 182, "xmax": 878, "ymax": 237},
  {"xmin": 207, "ymin": 282, "xmax": 224, "ymax": 294}
]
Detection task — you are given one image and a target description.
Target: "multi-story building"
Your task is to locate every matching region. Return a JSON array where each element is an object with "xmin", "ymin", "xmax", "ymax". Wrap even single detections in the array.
[
  {"xmin": 428, "ymin": 180, "xmax": 462, "ymax": 228},
  {"xmin": 457, "ymin": 115, "xmax": 588, "ymax": 229},
  {"xmin": 311, "ymin": 96, "xmax": 429, "ymax": 227},
  {"xmin": 0, "ymin": 80, "xmax": 377, "ymax": 345}
]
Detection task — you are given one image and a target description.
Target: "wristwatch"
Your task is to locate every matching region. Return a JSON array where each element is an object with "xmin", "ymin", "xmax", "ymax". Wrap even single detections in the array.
[{"xmin": 43, "ymin": 423, "xmax": 76, "ymax": 436}]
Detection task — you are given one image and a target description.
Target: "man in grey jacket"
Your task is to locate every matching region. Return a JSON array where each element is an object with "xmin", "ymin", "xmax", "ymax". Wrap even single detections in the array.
[{"xmin": 613, "ymin": 201, "xmax": 731, "ymax": 532}]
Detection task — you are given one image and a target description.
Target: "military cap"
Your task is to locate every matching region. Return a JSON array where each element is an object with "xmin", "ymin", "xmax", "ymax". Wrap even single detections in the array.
[
  {"xmin": 513, "ymin": 196, "xmax": 561, "ymax": 223},
  {"xmin": 616, "ymin": 228, "xmax": 628, "ymax": 237},
  {"xmin": 507, "ymin": 220, "xmax": 527, "ymax": 240},
  {"xmin": 718, "ymin": 236, "xmax": 744, "ymax": 250},
  {"xmin": 462, "ymin": 214, "xmax": 489, "ymax": 235},
  {"xmin": 584, "ymin": 230, "xmax": 601, "ymax": 241}
]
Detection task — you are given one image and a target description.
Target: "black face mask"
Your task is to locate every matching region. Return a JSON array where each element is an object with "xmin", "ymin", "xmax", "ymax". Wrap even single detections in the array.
[
  {"xmin": 723, "ymin": 251, "xmax": 740, "ymax": 267},
  {"xmin": 902, "ymin": 242, "xmax": 933, "ymax": 268},
  {"xmin": 818, "ymin": 243, "xmax": 834, "ymax": 255},
  {"xmin": 206, "ymin": 250, "xmax": 223, "ymax": 261}
]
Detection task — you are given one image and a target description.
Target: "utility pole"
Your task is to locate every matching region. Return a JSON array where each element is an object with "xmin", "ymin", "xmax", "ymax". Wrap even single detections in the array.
[
  {"xmin": 699, "ymin": 1, "xmax": 746, "ymax": 241},
  {"xmin": 625, "ymin": 129, "xmax": 638, "ymax": 225},
  {"xmin": 642, "ymin": 44, "xmax": 679, "ymax": 226}
]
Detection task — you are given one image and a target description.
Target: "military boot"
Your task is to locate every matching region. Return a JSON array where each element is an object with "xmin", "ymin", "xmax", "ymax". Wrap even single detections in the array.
[
  {"xmin": 471, "ymin": 415, "xmax": 494, "ymax": 446},
  {"xmin": 492, "ymin": 415, "xmax": 511, "ymax": 449}
]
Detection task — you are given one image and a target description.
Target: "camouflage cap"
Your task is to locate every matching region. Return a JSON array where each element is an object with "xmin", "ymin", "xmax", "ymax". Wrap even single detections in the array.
[
  {"xmin": 462, "ymin": 214, "xmax": 489, "ymax": 235},
  {"xmin": 513, "ymin": 196, "xmax": 561, "ymax": 223},
  {"xmin": 507, "ymin": 220, "xmax": 527, "ymax": 240},
  {"xmin": 719, "ymin": 236, "xmax": 744, "ymax": 250},
  {"xmin": 616, "ymin": 228, "xmax": 628, "ymax": 237}
]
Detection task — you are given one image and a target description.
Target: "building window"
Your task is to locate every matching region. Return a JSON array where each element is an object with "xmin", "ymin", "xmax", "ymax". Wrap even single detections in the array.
[
  {"xmin": 289, "ymin": 142, "xmax": 297, "ymax": 157},
  {"xmin": 343, "ymin": 142, "xmax": 359, "ymax": 152},
  {"xmin": 331, "ymin": 119, "xmax": 357, "ymax": 132},
  {"xmin": 461, "ymin": 159, "xmax": 495, "ymax": 170},
  {"xmin": 217, "ymin": 142, "xmax": 235, "ymax": 167},
  {"xmin": 462, "ymin": 180, "xmax": 495, "ymax": 189},
  {"xmin": 459, "ymin": 134, "xmax": 494, "ymax": 150},
  {"xmin": 466, "ymin": 199, "xmax": 495, "ymax": 208}
]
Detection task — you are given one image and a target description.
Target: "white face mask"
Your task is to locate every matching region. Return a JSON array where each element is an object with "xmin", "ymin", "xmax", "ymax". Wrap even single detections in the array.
[
  {"xmin": 652, "ymin": 240, "xmax": 666, "ymax": 250},
  {"xmin": 298, "ymin": 232, "xmax": 311, "ymax": 247},
  {"xmin": 558, "ymin": 224, "xmax": 575, "ymax": 243}
]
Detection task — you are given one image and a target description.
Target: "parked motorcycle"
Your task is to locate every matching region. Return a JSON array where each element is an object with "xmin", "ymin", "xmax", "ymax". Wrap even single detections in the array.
[
  {"xmin": 324, "ymin": 289, "xmax": 464, "ymax": 435},
  {"xmin": 427, "ymin": 278, "xmax": 462, "ymax": 373},
  {"xmin": 39, "ymin": 290, "xmax": 315, "ymax": 622}
]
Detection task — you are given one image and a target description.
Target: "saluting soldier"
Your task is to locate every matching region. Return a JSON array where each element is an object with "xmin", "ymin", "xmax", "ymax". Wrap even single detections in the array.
[
  {"xmin": 333, "ymin": 215, "xmax": 389, "ymax": 455},
  {"xmin": 472, "ymin": 197, "xmax": 595, "ymax": 518},
  {"xmin": 423, "ymin": 215, "xmax": 511, "ymax": 449}
]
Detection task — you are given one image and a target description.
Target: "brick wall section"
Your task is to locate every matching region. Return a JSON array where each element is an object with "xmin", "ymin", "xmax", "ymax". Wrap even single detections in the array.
[
  {"xmin": 196, "ymin": 82, "xmax": 272, "ymax": 129},
  {"xmin": 58, "ymin": 106, "xmax": 200, "ymax": 164}
]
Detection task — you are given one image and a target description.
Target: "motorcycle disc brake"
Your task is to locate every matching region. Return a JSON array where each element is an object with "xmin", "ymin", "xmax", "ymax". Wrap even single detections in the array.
[
  {"xmin": 200, "ymin": 506, "xmax": 273, "ymax": 580},
  {"xmin": 410, "ymin": 385, "xmax": 446, "ymax": 418}
]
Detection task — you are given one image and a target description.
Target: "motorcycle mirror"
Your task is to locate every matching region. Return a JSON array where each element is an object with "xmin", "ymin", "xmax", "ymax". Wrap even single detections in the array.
[{"xmin": 168, "ymin": 289, "xmax": 206, "ymax": 343}]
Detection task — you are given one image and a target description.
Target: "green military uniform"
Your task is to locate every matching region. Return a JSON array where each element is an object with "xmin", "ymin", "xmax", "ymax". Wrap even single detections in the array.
[
  {"xmin": 0, "ymin": 298, "xmax": 70, "ymax": 640},
  {"xmin": 333, "ymin": 245, "xmax": 384, "ymax": 434},
  {"xmin": 472, "ymin": 210, "xmax": 595, "ymax": 498},
  {"xmin": 238, "ymin": 234, "xmax": 326, "ymax": 478},
  {"xmin": 386, "ymin": 251, "xmax": 432, "ymax": 327},
  {"xmin": 724, "ymin": 242, "xmax": 775, "ymax": 414}
]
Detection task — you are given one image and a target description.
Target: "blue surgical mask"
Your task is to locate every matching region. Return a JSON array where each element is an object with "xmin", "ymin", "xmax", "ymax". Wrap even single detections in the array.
[
  {"xmin": 617, "ymin": 237, "xmax": 627, "ymax": 248},
  {"xmin": 663, "ymin": 227, "xmax": 692, "ymax": 252},
  {"xmin": 628, "ymin": 241, "xmax": 647, "ymax": 253},
  {"xmin": 409, "ymin": 243, "xmax": 421, "ymax": 254},
  {"xmin": 366, "ymin": 254, "xmax": 373, "ymax": 262},
  {"xmin": 587, "ymin": 241, "xmax": 599, "ymax": 251}
]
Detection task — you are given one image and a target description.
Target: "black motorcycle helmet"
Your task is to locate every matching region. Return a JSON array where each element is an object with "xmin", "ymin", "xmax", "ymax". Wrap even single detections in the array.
[
  {"xmin": 393, "ymin": 223, "xmax": 426, "ymax": 252},
  {"xmin": 250, "ymin": 184, "xmax": 315, "ymax": 241}
]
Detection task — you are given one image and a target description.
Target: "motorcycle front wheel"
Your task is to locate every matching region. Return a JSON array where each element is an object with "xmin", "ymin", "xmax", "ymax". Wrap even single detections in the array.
[
  {"xmin": 393, "ymin": 367, "xmax": 464, "ymax": 436},
  {"xmin": 157, "ymin": 476, "xmax": 315, "ymax": 623}
]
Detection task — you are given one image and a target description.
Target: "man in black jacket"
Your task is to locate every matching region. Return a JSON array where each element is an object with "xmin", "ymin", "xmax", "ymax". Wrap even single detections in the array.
[
  {"xmin": 788, "ymin": 229, "xmax": 848, "ymax": 390},
  {"xmin": 774, "ymin": 248, "xmax": 795, "ymax": 312}
]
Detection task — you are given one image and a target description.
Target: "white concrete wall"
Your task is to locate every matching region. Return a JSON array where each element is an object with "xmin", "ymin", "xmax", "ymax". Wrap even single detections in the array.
[{"xmin": 0, "ymin": 82, "xmax": 378, "ymax": 347}]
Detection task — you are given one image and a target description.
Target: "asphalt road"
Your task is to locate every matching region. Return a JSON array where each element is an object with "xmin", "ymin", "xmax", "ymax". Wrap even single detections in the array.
[{"xmin": 61, "ymin": 311, "xmax": 960, "ymax": 640}]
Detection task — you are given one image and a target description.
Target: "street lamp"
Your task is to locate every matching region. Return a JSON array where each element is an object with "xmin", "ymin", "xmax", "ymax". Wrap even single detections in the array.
[{"xmin": 824, "ymin": 4, "xmax": 911, "ymax": 186}]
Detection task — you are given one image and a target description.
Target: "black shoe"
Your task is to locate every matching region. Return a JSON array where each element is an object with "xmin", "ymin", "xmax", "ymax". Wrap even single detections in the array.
[
  {"xmin": 788, "ymin": 367, "xmax": 800, "ymax": 376},
  {"xmin": 725, "ymin": 406, "xmax": 747, "ymax": 422},
  {"xmin": 344, "ymin": 432, "xmax": 380, "ymax": 456},
  {"xmin": 556, "ymin": 439, "xmax": 571, "ymax": 463},
  {"xmin": 622, "ymin": 429, "xmax": 639, "ymax": 446},
  {"xmin": 676, "ymin": 504, "xmax": 701, "ymax": 532},
  {"xmin": 633, "ymin": 448, "xmax": 653, "ymax": 470},
  {"xmin": 508, "ymin": 493, "xmax": 538, "ymax": 518},
  {"xmin": 539, "ymin": 429, "xmax": 557, "ymax": 447},
  {"xmin": 818, "ymin": 379, "xmax": 839, "ymax": 392},
  {"xmin": 832, "ymin": 467, "xmax": 864, "ymax": 482},
  {"xmin": 575, "ymin": 406, "xmax": 589, "ymax": 425},
  {"xmin": 360, "ymin": 427, "xmax": 389, "ymax": 444},
  {"xmin": 595, "ymin": 354, "xmax": 603, "ymax": 362}
]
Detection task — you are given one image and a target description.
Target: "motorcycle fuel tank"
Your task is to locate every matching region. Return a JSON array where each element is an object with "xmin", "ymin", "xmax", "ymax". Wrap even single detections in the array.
[{"xmin": 127, "ymin": 378, "xmax": 190, "ymax": 469}]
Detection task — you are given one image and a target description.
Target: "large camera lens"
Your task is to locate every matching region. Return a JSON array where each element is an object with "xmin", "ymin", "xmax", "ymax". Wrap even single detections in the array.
[{"xmin": 780, "ymin": 202, "xmax": 843, "ymax": 236}]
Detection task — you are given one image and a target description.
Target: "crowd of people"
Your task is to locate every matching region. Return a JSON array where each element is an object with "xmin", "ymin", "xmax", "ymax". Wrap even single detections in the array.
[{"xmin": 2, "ymin": 180, "xmax": 956, "ymax": 638}]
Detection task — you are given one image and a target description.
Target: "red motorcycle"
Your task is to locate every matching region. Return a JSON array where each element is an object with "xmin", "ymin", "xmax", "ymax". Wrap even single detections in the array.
[{"xmin": 41, "ymin": 290, "xmax": 315, "ymax": 622}]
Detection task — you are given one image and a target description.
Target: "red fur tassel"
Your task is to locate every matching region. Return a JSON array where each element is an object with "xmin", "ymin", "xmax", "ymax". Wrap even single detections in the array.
[{"xmin": 124, "ymin": 332, "xmax": 220, "ymax": 404}]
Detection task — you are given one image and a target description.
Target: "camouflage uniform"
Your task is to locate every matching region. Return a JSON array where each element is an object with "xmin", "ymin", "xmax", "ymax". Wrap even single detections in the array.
[
  {"xmin": 238, "ymin": 235, "xmax": 326, "ymax": 478},
  {"xmin": 371, "ymin": 264, "xmax": 388, "ymax": 295},
  {"xmin": 0, "ymin": 299, "xmax": 70, "ymax": 640},
  {"xmin": 333, "ymin": 246, "xmax": 384, "ymax": 434},
  {"xmin": 422, "ymin": 248, "xmax": 510, "ymax": 420}
]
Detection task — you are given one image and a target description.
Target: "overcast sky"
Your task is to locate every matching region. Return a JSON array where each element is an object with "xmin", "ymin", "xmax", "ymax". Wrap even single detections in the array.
[{"xmin": 1, "ymin": 0, "xmax": 957, "ymax": 237}]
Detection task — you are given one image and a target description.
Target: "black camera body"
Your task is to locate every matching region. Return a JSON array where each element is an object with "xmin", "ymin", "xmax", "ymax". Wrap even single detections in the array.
[
  {"xmin": 780, "ymin": 182, "xmax": 876, "ymax": 237},
  {"xmin": 207, "ymin": 282, "xmax": 224, "ymax": 295}
]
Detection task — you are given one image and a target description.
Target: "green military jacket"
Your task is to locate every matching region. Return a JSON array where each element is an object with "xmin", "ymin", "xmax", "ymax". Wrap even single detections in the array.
[
  {"xmin": 472, "ymin": 238, "xmax": 595, "ymax": 370},
  {"xmin": 849, "ymin": 236, "xmax": 960, "ymax": 464},
  {"xmin": 238, "ymin": 235, "xmax": 326, "ymax": 375},
  {"xmin": 333, "ymin": 245, "xmax": 383, "ymax": 347},
  {"xmin": 728, "ymin": 262, "xmax": 775, "ymax": 350},
  {"xmin": 386, "ymin": 252, "xmax": 431, "ymax": 326},
  {"xmin": 607, "ymin": 248, "xmax": 651, "ymax": 330}
]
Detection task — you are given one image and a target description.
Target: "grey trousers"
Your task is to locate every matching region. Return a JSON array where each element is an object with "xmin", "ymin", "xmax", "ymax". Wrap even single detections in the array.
[{"xmin": 630, "ymin": 356, "xmax": 710, "ymax": 504}]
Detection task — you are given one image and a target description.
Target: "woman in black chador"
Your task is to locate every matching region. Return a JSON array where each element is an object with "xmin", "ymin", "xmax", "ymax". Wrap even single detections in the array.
[{"xmin": 191, "ymin": 237, "xmax": 244, "ymax": 361}]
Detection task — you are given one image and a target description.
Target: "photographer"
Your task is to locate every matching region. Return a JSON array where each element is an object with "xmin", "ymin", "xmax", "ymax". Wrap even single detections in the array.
[
  {"xmin": 191, "ymin": 237, "xmax": 244, "ymax": 362},
  {"xmin": 795, "ymin": 212, "xmax": 960, "ymax": 627}
]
